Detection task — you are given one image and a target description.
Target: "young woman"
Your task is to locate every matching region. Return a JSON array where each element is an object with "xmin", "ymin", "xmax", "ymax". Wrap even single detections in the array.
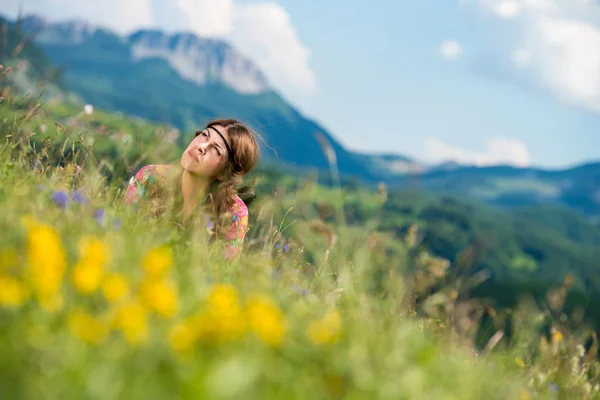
[{"xmin": 124, "ymin": 118, "xmax": 260, "ymax": 259}]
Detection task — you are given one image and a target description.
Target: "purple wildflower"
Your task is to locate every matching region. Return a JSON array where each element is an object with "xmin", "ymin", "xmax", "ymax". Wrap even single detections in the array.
[
  {"xmin": 51, "ymin": 191, "xmax": 69, "ymax": 208},
  {"xmin": 93, "ymin": 208, "xmax": 106, "ymax": 226},
  {"xmin": 72, "ymin": 190, "xmax": 88, "ymax": 205},
  {"xmin": 274, "ymin": 242, "xmax": 281, "ymax": 249},
  {"xmin": 283, "ymin": 243, "xmax": 290, "ymax": 253}
]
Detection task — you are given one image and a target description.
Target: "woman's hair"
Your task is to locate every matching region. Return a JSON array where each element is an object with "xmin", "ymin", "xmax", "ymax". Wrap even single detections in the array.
[{"xmin": 200, "ymin": 118, "xmax": 261, "ymax": 223}]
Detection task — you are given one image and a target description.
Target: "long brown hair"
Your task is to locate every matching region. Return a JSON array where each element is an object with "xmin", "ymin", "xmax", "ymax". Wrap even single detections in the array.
[{"xmin": 200, "ymin": 118, "xmax": 260, "ymax": 225}]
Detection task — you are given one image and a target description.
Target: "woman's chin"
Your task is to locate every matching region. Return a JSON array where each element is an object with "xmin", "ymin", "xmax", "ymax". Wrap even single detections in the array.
[{"xmin": 180, "ymin": 157, "xmax": 196, "ymax": 172}]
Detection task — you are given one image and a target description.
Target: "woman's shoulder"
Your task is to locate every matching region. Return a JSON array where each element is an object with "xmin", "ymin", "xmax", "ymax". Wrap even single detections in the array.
[
  {"xmin": 131, "ymin": 164, "xmax": 174, "ymax": 183},
  {"xmin": 125, "ymin": 164, "xmax": 174, "ymax": 205},
  {"xmin": 230, "ymin": 195, "xmax": 249, "ymax": 218}
]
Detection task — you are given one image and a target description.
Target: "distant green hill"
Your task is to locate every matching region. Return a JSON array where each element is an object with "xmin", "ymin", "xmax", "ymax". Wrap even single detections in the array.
[{"xmin": 390, "ymin": 163, "xmax": 600, "ymax": 221}]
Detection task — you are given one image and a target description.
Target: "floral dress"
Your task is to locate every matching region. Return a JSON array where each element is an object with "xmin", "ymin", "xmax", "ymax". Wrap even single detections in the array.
[{"xmin": 124, "ymin": 164, "xmax": 249, "ymax": 259}]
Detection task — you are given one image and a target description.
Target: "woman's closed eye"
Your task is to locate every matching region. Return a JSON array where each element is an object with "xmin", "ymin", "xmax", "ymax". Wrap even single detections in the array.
[{"xmin": 210, "ymin": 144, "xmax": 222, "ymax": 157}]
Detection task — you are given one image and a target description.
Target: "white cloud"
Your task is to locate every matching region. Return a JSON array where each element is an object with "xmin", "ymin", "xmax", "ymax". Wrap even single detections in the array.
[
  {"xmin": 511, "ymin": 48, "xmax": 532, "ymax": 67},
  {"xmin": 440, "ymin": 40, "xmax": 463, "ymax": 60},
  {"xmin": 490, "ymin": 0, "xmax": 521, "ymax": 18},
  {"xmin": 174, "ymin": 0, "xmax": 234, "ymax": 36},
  {"xmin": 230, "ymin": 3, "xmax": 315, "ymax": 93},
  {"xmin": 424, "ymin": 136, "xmax": 531, "ymax": 167},
  {"xmin": 467, "ymin": 0, "xmax": 600, "ymax": 114},
  {"xmin": 172, "ymin": 0, "xmax": 314, "ymax": 93}
]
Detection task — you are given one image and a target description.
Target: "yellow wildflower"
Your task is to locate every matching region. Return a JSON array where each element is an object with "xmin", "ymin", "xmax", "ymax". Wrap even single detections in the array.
[
  {"xmin": 115, "ymin": 301, "xmax": 148, "ymax": 345},
  {"xmin": 307, "ymin": 308, "xmax": 342, "ymax": 345},
  {"xmin": 0, "ymin": 275, "xmax": 28, "ymax": 307},
  {"xmin": 72, "ymin": 262, "xmax": 104, "ymax": 294},
  {"xmin": 169, "ymin": 318, "xmax": 199, "ymax": 353},
  {"xmin": 102, "ymin": 273, "xmax": 129, "ymax": 303},
  {"xmin": 26, "ymin": 220, "xmax": 67, "ymax": 302},
  {"xmin": 207, "ymin": 284, "xmax": 239, "ymax": 311},
  {"xmin": 140, "ymin": 278, "xmax": 178, "ymax": 318},
  {"xmin": 142, "ymin": 245, "xmax": 173, "ymax": 279},
  {"xmin": 78, "ymin": 236, "xmax": 112, "ymax": 266},
  {"xmin": 71, "ymin": 237, "xmax": 111, "ymax": 295},
  {"xmin": 196, "ymin": 284, "xmax": 245, "ymax": 344},
  {"xmin": 246, "ymin": 294, "xmax": 286, "ymax": 347},
  {"xmin": 67, "ymin": 309, "xmax": 109, "ymax": 345}
]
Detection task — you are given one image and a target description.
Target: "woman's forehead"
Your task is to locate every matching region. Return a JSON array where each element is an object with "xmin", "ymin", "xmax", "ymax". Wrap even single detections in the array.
[
  {"xmin": 206, "ymin": 125, "xmax": 232, "ymax": 154},
  {"xmin": 208, "ymin": 125, "xmax": 229, "ymax": 140}
]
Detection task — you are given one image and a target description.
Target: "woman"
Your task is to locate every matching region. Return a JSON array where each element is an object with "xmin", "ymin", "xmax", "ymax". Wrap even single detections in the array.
[{"xmin": 124, "ymin": 118, "xmax": 260, "ymax": 259}]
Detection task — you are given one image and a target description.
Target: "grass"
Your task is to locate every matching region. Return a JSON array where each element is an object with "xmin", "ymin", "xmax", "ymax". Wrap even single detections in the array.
[{"xmin": 1, "ymin": 66, "xmax": 600, "ymax": 399}]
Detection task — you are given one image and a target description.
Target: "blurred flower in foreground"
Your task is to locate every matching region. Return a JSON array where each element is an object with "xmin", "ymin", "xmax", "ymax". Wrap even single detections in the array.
[
  {"xmin": 71, "ymin": 236, "xmax": 112, "ymax": 295},
  {"xmin": 114, "ymin": 301, "xmax": 148, "ymax": 345},
  {"xmin": 246, "ymin": 293, "xmax": 286, "ymax": 347},
  {"xmin": 196, "ymin": 284, "xmax": 246, "ymax": 344},
  {"xmin": 140, "ymin": 279, "xmax": 178, "ymax": 318},
  {"xmin": 169, "ymin": 319, "xmax": 198, "ymax": 354},
  {"xmin": 142, "ymin": 245, "xmax": 173, "ymax": 279},
  {"xmin": 0, "ymin": 275, "xmax": 28, "ymax": 307},
  {"xmin": 307, "ymin": 309, "xmax": 342, "ymax": 345},
  {"xmin": 24, "ymin": 218, "xmax": 67, "ymax": 311},
  {"xmin": 72, "ymin": 190, "xmax": 88, "ymax": 205},
  {"xmin": 94, "ymin": 208, "xmax": 106, "ymax": 226},
  {"xmin": 51, "ymin": 191, "xmax": 69, "ymax": 208},
  {"xmin": 102, "ymin": 273, "xmax": 129, "ymax": 303}
]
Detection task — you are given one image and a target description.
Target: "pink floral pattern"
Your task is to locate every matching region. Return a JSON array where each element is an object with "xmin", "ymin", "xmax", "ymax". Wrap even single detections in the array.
[{"xmin": 125, "ymin": 164, "xmax": 249, "ymax": 258}]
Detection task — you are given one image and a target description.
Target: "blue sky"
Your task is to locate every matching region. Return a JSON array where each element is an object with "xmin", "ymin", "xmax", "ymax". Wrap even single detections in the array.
[{"xmin": 2, "ymin": 0, "xmax": 599, "ymax": 168}]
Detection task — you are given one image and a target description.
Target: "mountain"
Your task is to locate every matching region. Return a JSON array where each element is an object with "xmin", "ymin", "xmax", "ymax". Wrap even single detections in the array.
[
  {"xmin": 128, "ymin": 30, "xmax": 270, "ymax": 95},
  {"xmin": 2, "ymin": 14, "xmax": 598, "ymax": 220},
  {"xmin": 2, "ymin": 14, "xmax": 387, "ymax": 183},
  {"xmin": 391, "ymin": 162, "xmax": 600, "ymax": 221},
  {"xmin": 352, "ymin": 151, "xmax": 426, "ymax": 176}
]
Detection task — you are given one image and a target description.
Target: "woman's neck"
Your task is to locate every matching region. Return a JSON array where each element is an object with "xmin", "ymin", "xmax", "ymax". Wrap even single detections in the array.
[{"xmin": 180, "ymin": 170, "xmax": 210, "ymax": 219}]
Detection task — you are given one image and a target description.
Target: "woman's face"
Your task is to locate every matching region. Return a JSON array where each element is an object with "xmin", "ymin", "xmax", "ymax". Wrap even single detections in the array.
[{"xmin": 180, "ymin": 125, "xmax": 231, "ymax": 180}]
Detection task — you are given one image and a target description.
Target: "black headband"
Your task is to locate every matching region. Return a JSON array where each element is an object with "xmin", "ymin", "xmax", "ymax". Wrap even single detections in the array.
[{"xmin": 207, "ymin": 126, "xmax": 234, "ymax": 162}]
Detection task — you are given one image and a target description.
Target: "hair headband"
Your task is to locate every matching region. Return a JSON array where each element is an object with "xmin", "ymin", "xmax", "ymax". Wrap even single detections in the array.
[{"xmin": 207, "ymin": 126, "xmax": 234, "ymax": 162}]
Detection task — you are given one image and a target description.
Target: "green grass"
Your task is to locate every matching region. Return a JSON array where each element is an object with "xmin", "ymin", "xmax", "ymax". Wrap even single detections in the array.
[{"xmin": 1, "ymin": 69, "xmax": 600, "ymax": 399}]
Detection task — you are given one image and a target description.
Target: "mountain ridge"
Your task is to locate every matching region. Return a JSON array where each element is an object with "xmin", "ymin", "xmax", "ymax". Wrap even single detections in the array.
[{"xmin": 1, "ymin": 14, "xmax": 598, "ymax": 220}]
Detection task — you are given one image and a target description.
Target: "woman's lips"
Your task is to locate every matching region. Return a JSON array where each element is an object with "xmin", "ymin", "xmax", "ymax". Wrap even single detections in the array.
[{"xmin": 187, "ymin": 150, "xmax": 200, "ymax": 163}]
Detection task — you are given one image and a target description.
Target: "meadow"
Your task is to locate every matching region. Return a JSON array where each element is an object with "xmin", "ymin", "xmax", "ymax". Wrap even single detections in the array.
[{"xmin": 1, "ymin": 63, "xmax": 600, "ymax": 399}]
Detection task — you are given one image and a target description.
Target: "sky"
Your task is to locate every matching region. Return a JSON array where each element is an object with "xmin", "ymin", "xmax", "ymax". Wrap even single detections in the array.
[{"xmin": 2, "ymin": 0, "xmax": 600, "ymax": 169}]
